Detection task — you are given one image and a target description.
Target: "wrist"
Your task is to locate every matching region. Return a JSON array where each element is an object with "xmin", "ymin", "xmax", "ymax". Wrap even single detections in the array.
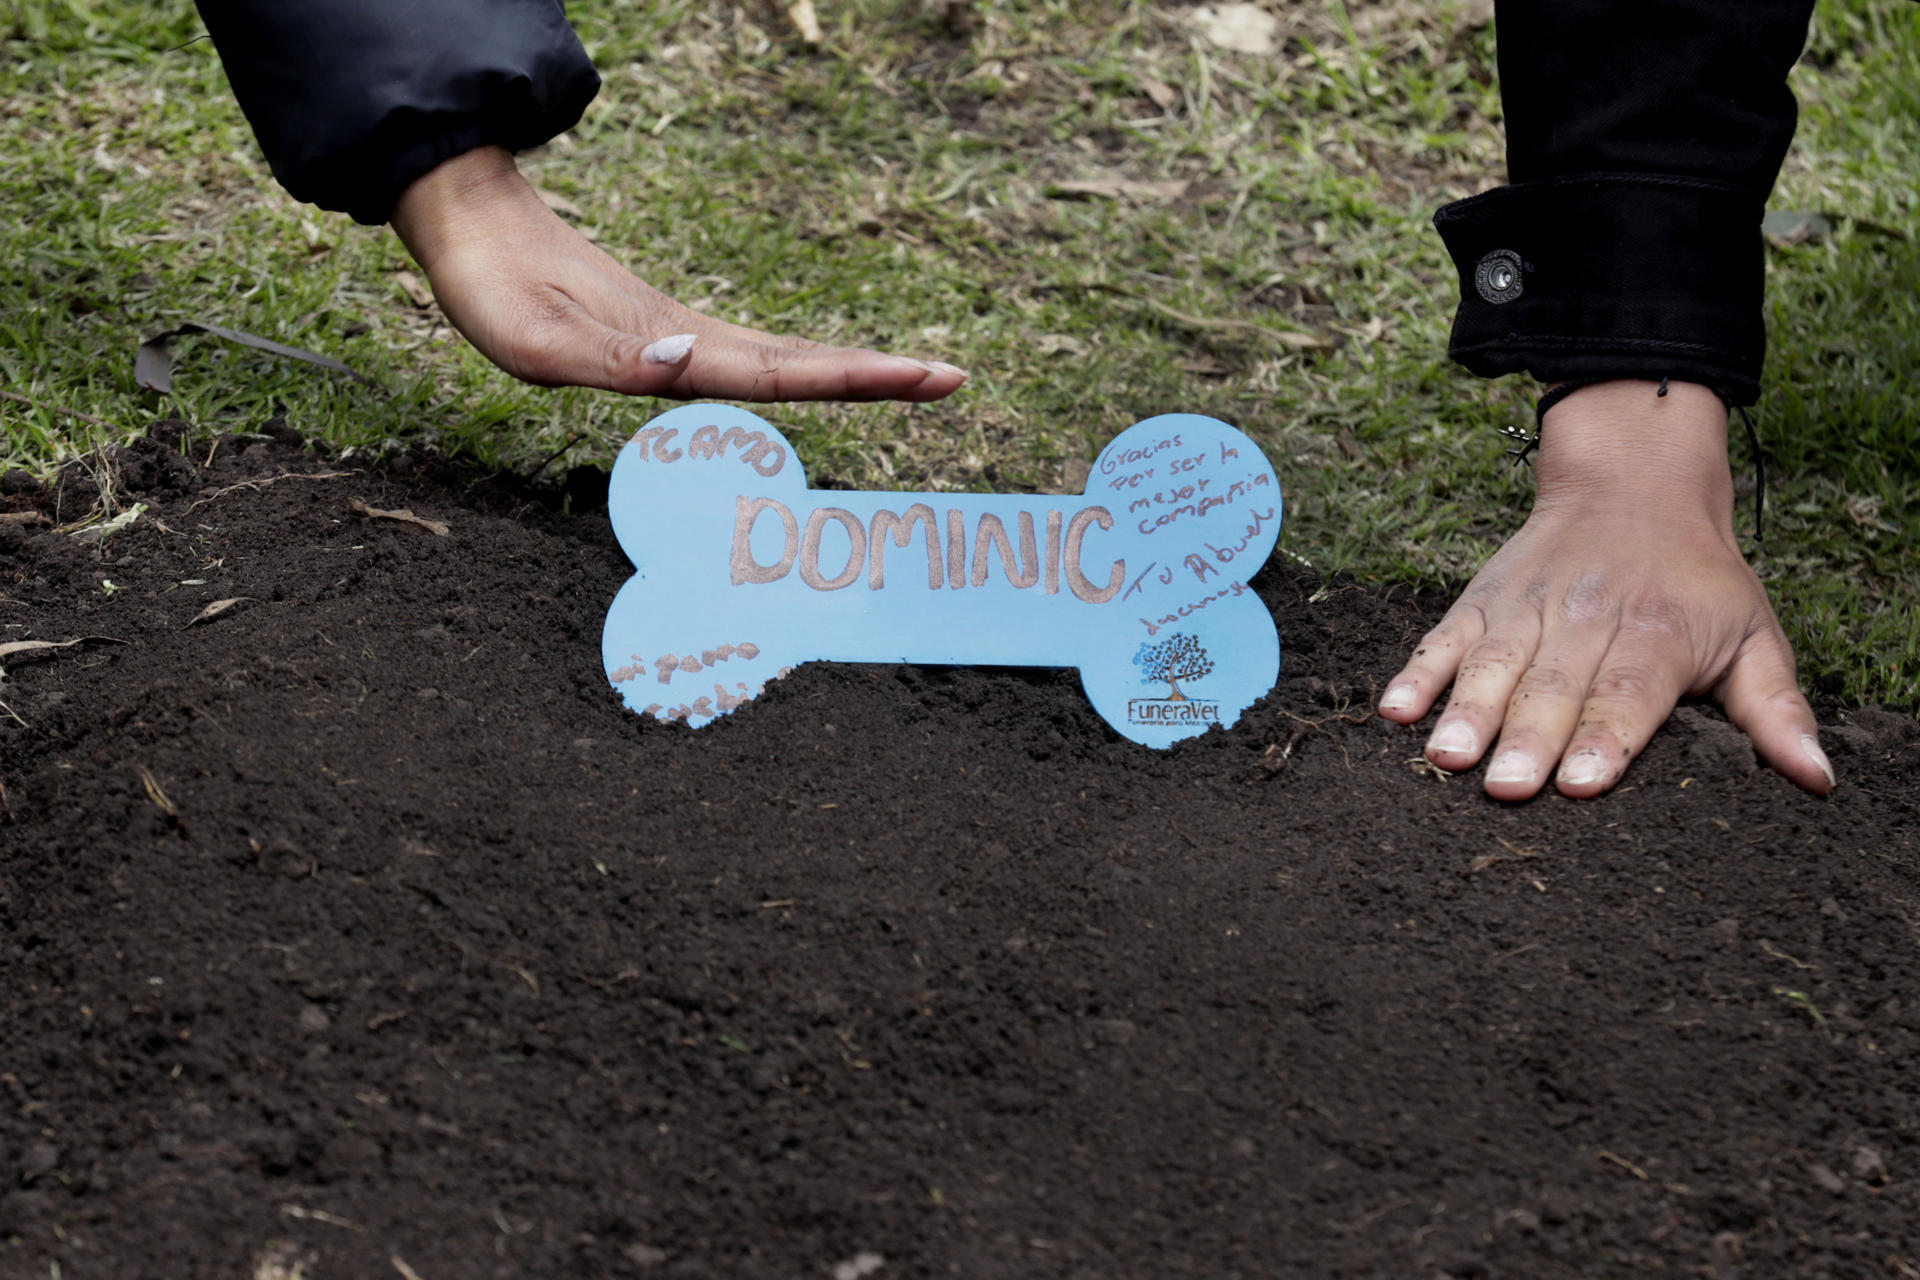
[
  {"xmin": 390, "ymin": 145, "xmax": 535, "ymax": 274},
  {"xmin": 1530, "ymin": 379, "xmax": 1737, "ymax": 530}
]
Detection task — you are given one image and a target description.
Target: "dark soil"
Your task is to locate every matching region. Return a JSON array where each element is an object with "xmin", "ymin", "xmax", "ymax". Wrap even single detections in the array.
[{"xmin": 3, "ymin": 423, "xmax": 1917, "ymax": 1280}]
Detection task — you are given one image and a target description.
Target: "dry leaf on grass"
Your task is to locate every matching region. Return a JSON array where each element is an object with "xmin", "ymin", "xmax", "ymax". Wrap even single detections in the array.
[
  {"xmin": 1045, "ymin": 281, "xmax": 1338, "ymax": 349},
  {"xmin": 1139, "ymin": 76, "xmax": 1180, "ymax": 112},
  {"xmin": 1179, "ymin": 355, "xmax": 1234, "ymax": 376},
  {"xmin": 136, "ymin": 322, "xmax": 371, "ymax": 395},
  {"xmin": 0, "ymin": 387, "xmax": 113, "ymax": 428},
  {"xmin": 349, "ymin": 499, "xmax": 451, "ymax": 537},
  {"xmin": 1035, "ymin": 333, "xmax": 1092, "ymax": 358},
  {"xmin": 1048, "ymin": 178, "xmax": 1190, "ymax": 202},
  {"xmin": 391, "ymin": 270, "xmax": 434, "ymax": 308},
  {"xmin": 787, "ymin": 0, "xmax": 823, "ymax": 44},
  {"xmin": 1189, "ymin": 3, "xmax": 1280, "ymax": 55},
  {"xmin": 185, "ymin": 597, "xmax": 261, "ymax": 628},
  {"xmin": 1272, "ymin": 330, "xmax": 1338, "ymax": 350}
]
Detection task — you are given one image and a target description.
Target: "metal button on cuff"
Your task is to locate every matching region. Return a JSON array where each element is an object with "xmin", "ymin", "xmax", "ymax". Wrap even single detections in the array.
[{"xmin": 1474, "ymin": 249, "xmax": 1524, "ymax": 304}]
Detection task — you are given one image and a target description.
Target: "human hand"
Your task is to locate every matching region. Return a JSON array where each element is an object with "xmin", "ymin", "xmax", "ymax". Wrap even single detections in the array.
[
  {"xmin": 389, "ymin": 146, "xmax": 967, "ymax": 402},
  {"xmin": 1377, "ymin": 379, "xmax": 1834, "ymax": 800}
]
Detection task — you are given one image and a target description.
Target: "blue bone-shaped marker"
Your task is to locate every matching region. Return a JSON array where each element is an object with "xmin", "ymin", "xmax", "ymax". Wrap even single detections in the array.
[{"xmin": 602, "ymin": 405, "xmax": 1282, "ymax": 747}]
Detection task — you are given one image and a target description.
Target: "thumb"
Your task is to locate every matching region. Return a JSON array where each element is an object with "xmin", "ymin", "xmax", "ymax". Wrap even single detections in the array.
[{"xmin": 1715, "ymin": 623, "xmax": 1834, "ymax": 795}]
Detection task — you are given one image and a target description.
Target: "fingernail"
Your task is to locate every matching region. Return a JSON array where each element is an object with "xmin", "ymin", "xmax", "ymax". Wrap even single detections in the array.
[
  {"xmin": 1378, "ymin": 684, "xmax": 1416, "ymax": 713},
  {"xmin": 1558, "ymin": 750, "xmax": 1608, "ymax": 788},
  {"xmin": 1486, "ymin": 750, "xmax": 1538, "ymax": 786},
  {"xmin": 642, "ymin": 333, "xmax": 697, "ymax": 365},
  {"xmin": 1801, "ymin": 734, "xmax": 1836, "ymax": 790},
  {"xmin": 1427, "ymin": 721, "xmax": 1478, "ymax": 757},
  {"xmin": 927, "ymin": 360, "xmax": 969, "ymax": 379}
]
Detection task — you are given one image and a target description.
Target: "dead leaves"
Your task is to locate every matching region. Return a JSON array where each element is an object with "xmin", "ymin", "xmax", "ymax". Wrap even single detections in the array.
[
  {"xmin": 0, "ymin": 639, "xmax": 87, "ymax": 662},
  {"xmin": 67, "ymin": 502, "xmax": 146, "ymax": 544},
  {"xmin": 185, "ymin": 597, "xmax": 261, "ymax": 629},
  {"xmin": 349, "ymin": 499, "xmax": 450, "ymax": 537},
  {"xmin": 136, "ymin": 322, "xmax": 372, "ymax": 396},
  {"xmin": 1034, "ymin": 333, "xmax": 1092, "ymax": 359},
  {"xmin": 1047, "ymin": 178, "xmax": 1190, "ymax": 202},
  {"xmin": 0, "ymin": 635, "xmax": 127, "ymax": 677},
  {"xmin": 1044, "ymin": 281, "xmax": 1337, "ymax": 349},
  {"xmin": 390, "ymin": 270, "xmax": 435, "ymax": 308},
  {"xmin": 1138, "ymin": 76, "xmax": 1180, "ymax": 114},
  {"xmin": 0, "ymin": 387, "xmax": 113, "ymax": 429},
  {"xmin": 786, "ymin": 0, "xmax": 823, "ymax": 44},
  {"xmin": 140, "ymin": 766, "xmax": 188, "ymax": 841},
  {"xmin": 1189, "ymin": 3, "xmax": 1280, "ymax": 55},
  {"xmin": 1596, "ymin": 1150, "xmax": 1650, "ymax": 1182}
]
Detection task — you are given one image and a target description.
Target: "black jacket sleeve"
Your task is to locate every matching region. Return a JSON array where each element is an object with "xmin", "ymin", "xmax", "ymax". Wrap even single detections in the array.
[
  {"xmin": 1434, "ymin": 1, "xmax": 1818, "ymax": 404},
  {"xmin": 194, "ymin": 0, "xmax": 601, "ymax": 226}
]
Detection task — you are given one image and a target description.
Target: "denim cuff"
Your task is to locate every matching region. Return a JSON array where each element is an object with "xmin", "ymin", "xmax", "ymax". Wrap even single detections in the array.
[{"xmin": 1434, "ymin": 173, "xmax": 1766, "ymax": 405}]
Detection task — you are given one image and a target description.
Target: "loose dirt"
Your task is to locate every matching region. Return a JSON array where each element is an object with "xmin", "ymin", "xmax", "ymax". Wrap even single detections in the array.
[{"xmin": 3, "ymin": 423, "xmax": 1916, "ymax": 1278}]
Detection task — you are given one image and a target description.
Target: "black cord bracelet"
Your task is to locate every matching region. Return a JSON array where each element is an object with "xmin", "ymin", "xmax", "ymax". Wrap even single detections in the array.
[{"xmin": 1499, "ymin": 379, "xmax": 1767, "ymax": 542}]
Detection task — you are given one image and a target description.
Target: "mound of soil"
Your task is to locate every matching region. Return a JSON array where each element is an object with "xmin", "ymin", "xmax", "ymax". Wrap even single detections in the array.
[{"xmin": 3, "ymin": 422, "xmax": 1917, "ymax": 1279}]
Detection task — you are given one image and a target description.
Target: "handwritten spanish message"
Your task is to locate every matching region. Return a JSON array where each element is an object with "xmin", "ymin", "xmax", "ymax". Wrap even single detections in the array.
[{"xmin": 603, "ymin": 405, "xmax": 1282, "ymax": 747}]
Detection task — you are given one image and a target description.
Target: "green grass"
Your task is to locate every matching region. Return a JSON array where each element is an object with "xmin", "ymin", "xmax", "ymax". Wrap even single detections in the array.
[{"xmin": 2, "ymin": 0, "xmax": 1915, "ymax": 709}]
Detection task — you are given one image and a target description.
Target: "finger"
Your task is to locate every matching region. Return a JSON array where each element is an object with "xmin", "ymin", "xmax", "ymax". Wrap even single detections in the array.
[
  {"xmin": 618, "ymin": 319, "xmax": 966, "ymax": 403},
  {"xmin": 510, "ymin": 303, "xmax": 965, "ymax": 403},
  {"xmin": 1378, "ymin": 601, "xmax": 1489, "ymax": 725},
  {"xmin": 1553, "ymin": 625, "xmax": 1692, "ymax": 797},
  {"xmin": 1714, "ymin": 623, "xmax": 1833, "ymax": 795},
  {"xmin": 711, "ymin": 327, "xmax": 970, "ymax": 402},
  {"xmin": 1422, "ymin": 611, "xmax": 1542, "ymax": 772},
  {"xmin": 670, "ymin": 336, "xmax": 965, "ymax": 402},
  {"xmin": 1481, "ymin": 633, "xmax": 1614, "ymax": 800},
  {"xmin": 606, "ymin": 277, "xmax": 968, "ymax": 401}
]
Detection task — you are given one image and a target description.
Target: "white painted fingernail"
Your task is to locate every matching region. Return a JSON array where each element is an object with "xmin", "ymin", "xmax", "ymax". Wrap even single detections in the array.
[
  {"xmin": 1427, "ymin": 721, "xmax": 1478, "ymax": 757},
  {"xmin": 642, "ymin": 333, "xmax": 697, "ymax": 365},
  {"xmin": 1486, "ymin": 750, "xmax": 1538, "ymax": 786},
  {"xmin": 1378, "ymin": 684, "xmax": 1416, "ymax": 713},
  {"xmin": 1558, "ymin": 750, "xmax": 1608, "ymax": 788},
  {"xmin": 1801, "ymin": 734, "xmax": 1836, "ymax": 790}
]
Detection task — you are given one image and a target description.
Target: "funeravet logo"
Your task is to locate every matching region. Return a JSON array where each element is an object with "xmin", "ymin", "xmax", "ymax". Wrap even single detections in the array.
[{"xmin": 1127, "ymin": 632, "xmax": 1221, "ymax": 725}]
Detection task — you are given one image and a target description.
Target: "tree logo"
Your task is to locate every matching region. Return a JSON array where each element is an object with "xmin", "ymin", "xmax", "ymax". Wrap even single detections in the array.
[
  {"xmin": 1133, "ymin": 633, "xmax": 1215, "ymax": 700},
  {"xmin": 1127, "ymin": 632, "xmax": 1222, "ymax": 726}
]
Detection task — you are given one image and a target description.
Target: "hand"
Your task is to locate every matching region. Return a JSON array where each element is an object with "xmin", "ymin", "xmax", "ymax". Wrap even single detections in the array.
[
  {"xmin": 389, "ymin": 146, "xmax": 967, "ymax": 402},
  {"xmin": 1377, "ymin": 379, "xmax": 1834, "ymax": 799}
]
